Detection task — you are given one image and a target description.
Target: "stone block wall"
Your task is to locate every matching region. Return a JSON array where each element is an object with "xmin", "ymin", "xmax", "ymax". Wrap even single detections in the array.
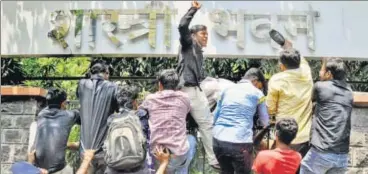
[
  {"xmin": 0, "ymin": 99, "xmax": 40, "ymax": 174},
  {"xmin": 348, "ymin": 108, "xmax": 368, "ymax": 174},
  {"xmin": 0, "ymin": 87, "xmax": 367, "ymax": 174},
  {"xmin": 1, "ymin": 86, "xmax": 46, "ymax": 174}
]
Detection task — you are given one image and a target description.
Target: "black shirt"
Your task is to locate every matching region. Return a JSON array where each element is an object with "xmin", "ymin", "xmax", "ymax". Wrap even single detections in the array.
[
  {"xmin": 177, "ymin": 7, "xmax": 205, "ymax": 87},
  {"xmin": 310, "ymin": 80, "xmax": 353, "ymax": 154},
  {"xmin": 35, "ymin": 106, "xmax": 80, "ymax": 173},
  {"xmin": 77, "ymin": 74, "xmax": 119, "ymax": 152}
]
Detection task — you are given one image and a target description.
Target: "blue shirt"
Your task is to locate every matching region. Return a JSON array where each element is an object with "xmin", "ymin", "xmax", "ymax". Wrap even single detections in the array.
[{"xmin": 213, "ymin": 80, "xmax": 269, "ymax": 143}]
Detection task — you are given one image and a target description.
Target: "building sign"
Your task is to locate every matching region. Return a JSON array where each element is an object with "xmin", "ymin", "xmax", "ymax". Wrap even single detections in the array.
[
  {"xmin": 208, "ymin": 6, "xmax": 318, "ymax": 51},
  {"xmin": 1, "ymin": 1, "xmax": 368, "ymax": 59},
  {"xmin": 47, "ymin": 2, "xmax": 177, "ymax": 50}
]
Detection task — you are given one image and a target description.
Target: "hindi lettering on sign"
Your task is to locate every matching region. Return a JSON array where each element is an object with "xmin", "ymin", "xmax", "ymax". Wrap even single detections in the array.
[
  {"xmin": 48, "ymin": 4, "xmax": 178, "ymax": 50},
  {"xmin": 70, "ymin": 10, "xmax": 84, "ymax": 49},
  {"xmin": 47, "ymin": 4, "xmax": 318, "ymax": 52},
  {"xmin": 89, "ymin": 10, "xmax": 98, "ymax": 49},
  {"xmin": 48, "ymin": 11, "xmax": 71, "ymax": 49},
  {"xmin": 4, "ymin": 1, "xmax": 368, "ymax": 59},
  {"xmin": 208, "ymin": 4, "xmax": 319, "ymax": 51},
  {"xmin": 102, "ymin": 10, "xmax": 122, "ymax": 47}
]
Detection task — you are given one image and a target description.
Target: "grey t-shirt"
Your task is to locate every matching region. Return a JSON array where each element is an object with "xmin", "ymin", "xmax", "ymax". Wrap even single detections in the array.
[
  {"xmin": 310, "ymin": 80, "xmax": 353, "ymax": 154},
  {"xmin": 35, "ymin": 106, "xmax": 80, "ymax": 173},
  {"xmin": 77, "ymin": 75, "xmax": 119, "ymax": 152}
]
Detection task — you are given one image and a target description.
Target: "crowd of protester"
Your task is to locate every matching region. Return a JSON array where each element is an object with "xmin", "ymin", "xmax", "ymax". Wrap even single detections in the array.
[{"xmin": 11, "ymin": 1, "xmax": 354, "ymax": 174}]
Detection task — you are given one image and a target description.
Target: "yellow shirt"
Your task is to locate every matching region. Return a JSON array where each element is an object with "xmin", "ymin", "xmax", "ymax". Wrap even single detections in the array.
[{"xmin": 266, "ymin": 57, "xmax": 313, "ymax": 144}]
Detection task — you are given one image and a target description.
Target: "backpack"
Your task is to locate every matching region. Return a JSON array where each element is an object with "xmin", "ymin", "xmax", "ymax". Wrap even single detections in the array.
[{"xmin": 103, "ymin": 110, "xmax": 146, "ymax": 171}]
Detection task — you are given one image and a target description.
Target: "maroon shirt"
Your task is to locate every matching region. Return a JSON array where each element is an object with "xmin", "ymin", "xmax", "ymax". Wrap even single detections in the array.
[{"xmin": 139, "ymin": 90, "xmax": 190, "ymax": 155}]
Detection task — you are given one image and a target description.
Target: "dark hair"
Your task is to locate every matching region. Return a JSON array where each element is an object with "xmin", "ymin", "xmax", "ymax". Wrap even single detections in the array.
[
  {"xmin": 242, "ymin": 68, "xmax": 266, "ymax": 85},
  {"xmin": 276, "ymin": 118, "xmax": 298, "ymax": 145},
  {"xmin": 190, "ymin": 25, "xmax": 207, "ymax": 34},
  {"xmin": 279, "ymin": 48, "xmax": 301, "ymax": 69},
  {"xmin": 326, "ymin": 57, "xmax": 346, "ymax": 80},
  {"xmin": 90, "ymin": 63, "xmax": 109, "ymax": 75},
  {"xmin": 116, "ymin": 84, "xmax": 139, "ymax": 110},
  {"xmin": 46, "ymin": 88, "xmax": 67, "ymax": 106},
  {"xmin": 158, "ymin": 69, "xmax": 179, "ymax": 90}
]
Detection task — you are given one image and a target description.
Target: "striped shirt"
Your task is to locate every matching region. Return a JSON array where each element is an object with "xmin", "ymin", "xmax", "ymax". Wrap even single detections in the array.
[{"xmin": 139, "ymin": 90, "xmax": 191, "ymax": 155}]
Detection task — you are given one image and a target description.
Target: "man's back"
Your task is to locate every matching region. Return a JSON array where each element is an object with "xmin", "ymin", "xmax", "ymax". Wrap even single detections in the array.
[
  {"xmin": 267, "ymin": 57, "xmax": 313, "ymax": 144},
  {"xmin": 311, "ymin": 80, "xmax": 353, "ymax": 153},
  {"xmin": 252, "ymin": 148, "xmax": 302, "ymax": 174},
  {"xmin": 213, "ymin": 80, "xmax": 267, "ymax": 143},
  {"xmin": 77, "ymin": 75, "xmax": 118, "ymax": 150},
  {"xmin": 35, "ymin": 107, "xmax": 79, "ymax": 173},
  {"xmin": 140, "ymin": 90, "xmax": 191, "ymax": 156}
]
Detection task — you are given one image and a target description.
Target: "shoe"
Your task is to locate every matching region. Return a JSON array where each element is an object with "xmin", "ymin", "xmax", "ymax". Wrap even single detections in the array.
[{"xmin": 211, "ymin": 164, "xmax": 221, "ymax": 170}]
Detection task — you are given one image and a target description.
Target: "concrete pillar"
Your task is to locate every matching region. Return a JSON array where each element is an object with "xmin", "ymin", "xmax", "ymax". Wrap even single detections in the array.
[
  {"xmin": 348, "ymin": 92, "xmax": 368, "ymax": 174},
  {"xmin": 0, "ymin": 86, "xmax": 46, "ymax": 174}
]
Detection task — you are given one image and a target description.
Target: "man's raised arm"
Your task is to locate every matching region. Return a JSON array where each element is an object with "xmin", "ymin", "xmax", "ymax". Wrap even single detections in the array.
[{"xmin": 178, "ymin": 1, "xmax": 201, "ymax": 47}]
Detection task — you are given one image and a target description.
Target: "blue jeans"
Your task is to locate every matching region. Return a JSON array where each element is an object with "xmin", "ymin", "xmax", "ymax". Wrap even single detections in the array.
[
  {"xmin": 166, "ymin": 135, "xmax": 197, "ymax": 174},
  {"xmin": 300, "ymin": 147, "xmax": 348, "ymax": 174}
]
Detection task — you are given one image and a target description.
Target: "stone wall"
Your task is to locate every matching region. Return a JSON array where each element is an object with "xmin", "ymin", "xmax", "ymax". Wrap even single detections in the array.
[
  {"xmin": 0, "ymin": 87, "xmax": 367, "ymax": 174},
  {"xmin": 1, "ymin": 86, "xmax": 46, "ymax": 174},
  {"xmin": 349, "ymin": 107, "xmax": 368, "ymax": 174},
  {"xmin": 0, "ymin": 98, "xmax": 43, "ymax": 174}
]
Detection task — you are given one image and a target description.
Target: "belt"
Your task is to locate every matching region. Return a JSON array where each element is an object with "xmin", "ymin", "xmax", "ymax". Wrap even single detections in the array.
[
  {"xmin": 184, "ymin": 83, "xmax": 202, "ymax": 91},
  {"xmin": 184, "ymin": 83, "xmax": 198, "ymax": 87}
]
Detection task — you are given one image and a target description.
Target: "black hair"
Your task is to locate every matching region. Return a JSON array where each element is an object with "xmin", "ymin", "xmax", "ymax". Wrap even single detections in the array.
[
  {"xmin": 46, "ymin": 88, "xmax": 67, "ymax": 106},
  {"xmin": 190, "ymin": 25, "xmax": 207, "ymax": 34},
  {"xmin": 242, "ymin": 68, "xmax": 266, "ymax": 85},
  {"xmin": 276, "ymin": 118, "xmax": 299, "ymax": 145},
  {"xmin": 279, "ymin": 48, "xmax": 301, "ymax": 69},
  {"xmin": 90, "ymin": 63, "xmax": 109, "ymax": 75},
  {"xmin": 158, "ymin": 69, "xmax": 179, "ymax": 90},
  {"xmin": 116, "ymin": 84, "xmax": 140, "ymax": 110},
  {"xmin": 326, "ymin": 57, "xmax": 346, "ymax": 80}
]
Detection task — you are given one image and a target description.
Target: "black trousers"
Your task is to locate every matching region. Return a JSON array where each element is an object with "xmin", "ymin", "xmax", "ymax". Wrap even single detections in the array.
[
  {"xmin": 213, "ymin": 138, "xmax": 253, "ymax": 174},
  {"xmin": 290, "ymin": 141, "xmax": 311, "ymax": 174}
]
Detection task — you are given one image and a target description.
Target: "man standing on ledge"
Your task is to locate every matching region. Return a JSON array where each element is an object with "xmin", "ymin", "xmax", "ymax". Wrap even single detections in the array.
[{"xmin": 176, "ymin": 0, "xmax": 220, "ymax": 169}]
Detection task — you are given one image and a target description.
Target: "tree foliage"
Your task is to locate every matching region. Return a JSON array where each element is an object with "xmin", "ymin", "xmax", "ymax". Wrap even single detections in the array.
[
  {"xmin": 1, "ymin": 58, "xmax": 25, "ymax": 85},
  {"xmin": 1, "ymin": 57, "xmax": 368, "ymax": 95},
  {"xmin": 20, "ymin": 57, "xmax": 90, "ymax": 100},
  {"xmin": 1, "ymin": 57, "xmax": 367, "ymax": 173}
]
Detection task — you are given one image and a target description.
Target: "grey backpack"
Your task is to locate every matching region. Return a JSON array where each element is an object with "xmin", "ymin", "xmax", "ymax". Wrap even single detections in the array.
[{"xmin": 103, "ymin": 110, "xmax": 146, "ymax": 171}]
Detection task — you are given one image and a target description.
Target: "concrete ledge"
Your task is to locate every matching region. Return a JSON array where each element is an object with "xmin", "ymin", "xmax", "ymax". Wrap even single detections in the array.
[
  {"xmin": 354, "ymin": 92, "xmax": 368, "ymax": 108},
  {"xmin": 1, "ymin": 86, "xmax": 47, "ymax": 97}
]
